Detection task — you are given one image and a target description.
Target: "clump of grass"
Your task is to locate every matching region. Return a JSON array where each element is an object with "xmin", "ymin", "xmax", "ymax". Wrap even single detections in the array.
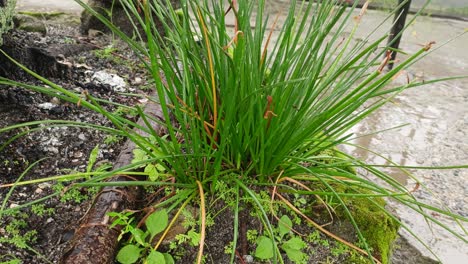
[{"xmin": 1, "ymin": 0, "xmax": 467, "ymax": 263}]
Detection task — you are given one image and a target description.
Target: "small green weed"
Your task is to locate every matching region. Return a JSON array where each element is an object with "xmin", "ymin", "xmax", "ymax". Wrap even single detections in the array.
[
  {"xmin": 0, "ymin": 211, "xmax": 38, "ymax": 250},
  {"xmin": 109, "ymin": 209, "xmax": 175, "ymax": 264},
  {"xmin": 30, "ymin": 204, "xmax": 54, "ymax": 217},
  {"xmin": 255, "ymin": 215, "xmax": 308, "ymax": 264}
]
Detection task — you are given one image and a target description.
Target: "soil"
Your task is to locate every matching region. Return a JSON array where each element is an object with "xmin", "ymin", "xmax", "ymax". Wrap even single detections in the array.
[{"xmin": 0, "ymin": 16, "xmax": 148, "ymax": 263}]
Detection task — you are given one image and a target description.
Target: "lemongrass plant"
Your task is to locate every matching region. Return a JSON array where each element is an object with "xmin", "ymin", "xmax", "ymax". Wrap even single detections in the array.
[{"xmin": 1, "ymin": 0, "xmax": 467, "ymax": 263}]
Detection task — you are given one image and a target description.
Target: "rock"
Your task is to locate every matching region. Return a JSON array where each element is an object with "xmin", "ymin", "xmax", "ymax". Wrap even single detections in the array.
[
  {"xmin": 78, "ymin": 133, "xmax": 86, "ymax": 141},
  {"xmin": 243, "ymin": 255, "xmax": 254, "ymax": 263},
  {"xmin": 133, "ymin": 76, "xmax": 143, "ymax": 85},
  {"xmin": 80, "ymin": 0, "xmax": 180, "ymax": 38},
  {"xmin": 13, "ymin": 14, "xmax": 47, "ymax": 35},
  {"xmin": 92, "ymin": 70, "xmax": 127, "ymax": 92},
  {"xmin": 38, "ymin": 102, "xmax": 57, "ymax": 110},
  {"xmin": 38, "ymin": 183, "xmax": 51, "ymax": 189},
  {"xmin": 391, "ymin": 236, "xmax": 438, "ymax": 264}
]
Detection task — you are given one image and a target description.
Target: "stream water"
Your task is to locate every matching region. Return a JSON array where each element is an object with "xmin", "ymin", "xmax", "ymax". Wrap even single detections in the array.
[{"xmin": 13, "ymin": 0, "xmax": 468, "ymax": 263}]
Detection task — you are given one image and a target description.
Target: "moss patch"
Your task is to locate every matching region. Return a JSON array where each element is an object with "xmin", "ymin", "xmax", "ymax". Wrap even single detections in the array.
[
  {"xmin": 337, "ymin": 187, "xmax": 400, "ymax": 264},
  {"xmin": 17, "ymin": 11, "xmax": 66, "ymax": 20}
]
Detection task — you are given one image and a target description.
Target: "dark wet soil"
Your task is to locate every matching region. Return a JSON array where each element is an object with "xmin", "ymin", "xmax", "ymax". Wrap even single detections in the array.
[{"xmin": 0, "ymin": 19, "xmax": 148, "ymax": 263}]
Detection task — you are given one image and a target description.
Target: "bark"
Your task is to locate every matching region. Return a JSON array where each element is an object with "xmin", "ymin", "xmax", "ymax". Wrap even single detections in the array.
[{"xmin": 60, "ymin": 95, "xmax": 165, "ymax": 264}]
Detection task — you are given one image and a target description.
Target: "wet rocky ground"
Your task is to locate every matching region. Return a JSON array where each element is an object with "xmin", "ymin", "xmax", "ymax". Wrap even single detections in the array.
[{"xmin": 0, "ymin": 12, "xmax": 149, "ymax": 262}]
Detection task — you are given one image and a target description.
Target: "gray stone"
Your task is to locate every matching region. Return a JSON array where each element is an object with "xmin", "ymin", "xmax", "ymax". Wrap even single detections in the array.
[
  {"xmin": 13, "ymin": 14, "xmax": 47, "ymax": 35},
  {"xmin": 80, "ymin": 0, "xmax": 180, "ymax": 38},
  {"xmin": 92, "ymin": 70, "xmax": 127, "ymax": 92}
]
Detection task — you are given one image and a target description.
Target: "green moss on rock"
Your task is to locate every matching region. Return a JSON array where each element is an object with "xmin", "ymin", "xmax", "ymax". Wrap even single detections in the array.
[{"xmin": 338, "ymin": 187, "xmax": 399, "ymax": 264}]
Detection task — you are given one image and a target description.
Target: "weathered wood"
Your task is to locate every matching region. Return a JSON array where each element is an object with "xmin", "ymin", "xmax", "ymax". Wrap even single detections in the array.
[{"xmin": 60, "ymin": 96, "xmax": 165, "ymax": 264}]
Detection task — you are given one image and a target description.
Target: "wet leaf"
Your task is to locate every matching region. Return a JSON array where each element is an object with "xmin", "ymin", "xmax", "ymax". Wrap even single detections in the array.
[
  {"xmin": 132, "ymin": 148, "xmax": 148, "ymax": 164},
  {"xmin": 281, "ymin": 237, "xmax": 307, "ymax": 264},
  {"xmin": 146, "ymin": 250, "xmax": 165, "ymax": 264},
  {"xmin": 255, "ymin": 236, "xmax": 274, "ymax": 260},
  {"xmin": 116, "ymin": 244, "xmax": 141, "ymax": 264},
  {"xmin": 146, "ymin": 209, "xmax": 168, "ymax": 239},
  {"xmin": 278, "ymin": 215, "xmax": 292, "ymax": 238},
  {"xmin": 144, "ymin": 164, "xmax": 158, "ymax": 181}
]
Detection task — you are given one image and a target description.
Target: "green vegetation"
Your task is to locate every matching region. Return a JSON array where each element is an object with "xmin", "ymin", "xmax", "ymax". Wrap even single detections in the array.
[
  {"xmin": 1, "ymin": 0, "xmax": 467, "ymax": 263},
  {"xmin": 17, "ymin": 11, "xmax": 66, "ymax": 20},
  {"xmin": 0, "ymin": 0, "xmax": 16, "ymax": 46},
  {"xmin": 108, "ymin": 209, "xmax": 176, "ymax": 264},
  {"xmin": 254, "ymin": 215, "xmax": 308, "ymax": 264}
]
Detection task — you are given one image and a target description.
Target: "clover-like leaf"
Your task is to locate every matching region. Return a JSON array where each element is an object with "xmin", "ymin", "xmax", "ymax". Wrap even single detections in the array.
[{"xmin": 144, "ymin": 164, "xmax": 159, "ymax": 181}]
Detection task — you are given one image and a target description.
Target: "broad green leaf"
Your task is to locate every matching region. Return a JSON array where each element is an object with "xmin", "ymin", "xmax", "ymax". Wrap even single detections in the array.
[
  {"xmin": 116, "ymin": 244, "xmax": 141, "ymax": 264},
  {"xmin": 278, "ymin": 215, "xmax": 293, "ymax": 238},
  {"xmin": 146, "ymin": 209, "xmax": 168, "ymax": 239},
  {"xmin": 155, "ymin": 163, "xmax": 166, "ymax": 172},
  {"xmin": 144, "ymin": 164, "xmax": 158, "ymax": 181},
  {"xmin": 255, "ymin": 236, "xmax": 274, "ymax": 260},
  {"xmin": 131, "ymin": 228, "xmax": 147, "ymax": 247},
  {"xmin": 282, "ymin": 237, "xmax": 307, "ymax": 251},
  {"xmin": 132, "ymin": 148, "xmax": 148, "ymax": 164},
  {"xmin": 281, "ymin": 237, "xmax": 307, "ymax": 263},
  {"xmin": 163, "ymin": 253, "xmax": 175, "ymax": 264},
  {"xmin": 146, "ymin": 250, "xmax": 165, "ymax": 264},
  {"xmin": 282, "ymin": 247, "xmax": 307, "ymax": 264}
]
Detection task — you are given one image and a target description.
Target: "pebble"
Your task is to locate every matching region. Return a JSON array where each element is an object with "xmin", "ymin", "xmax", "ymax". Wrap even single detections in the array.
[
  {"xmin": 38, "ymin": 102, "xmax": 57, "ymax": 110},
  {"xmin": 243, "ymin": 255, "xmax": 254, "ymax": 263},
  {"xmin": 92, "ymin": 70, "xmax": 127, "ymax": 92},
  {"xmin": 78, "ymin": 133, "xmax": 86, "ymax": 141},
  {"xmin": 73, "ymin": 151, "xmax": 84, "ymax": 158},
  {"xmin": 133, "ymin": 77, "xmax": 143, "ymax": 85},
  {"xmin": 38, "ymin": 183, "xmax": 51, "ymax": 189},
  {"xmin": 9, "ymin": 203, "xmax": 19, "ymax": 209}
]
